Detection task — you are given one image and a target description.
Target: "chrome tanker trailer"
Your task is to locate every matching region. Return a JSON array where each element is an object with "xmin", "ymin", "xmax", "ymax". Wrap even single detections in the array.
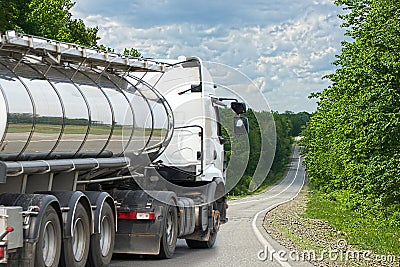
[{"xmin": 0, "ymin": 31, "xmax": 248, "ymax": 266}]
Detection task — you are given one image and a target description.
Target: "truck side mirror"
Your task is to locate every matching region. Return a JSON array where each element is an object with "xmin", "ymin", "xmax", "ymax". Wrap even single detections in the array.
[
  {"xmin": 234, "ymin": 116, "xmax": 249, "ymax": 135},
  {"xmin": 231, "ymin": 102, "xmax": 247, "ymax": 115}
]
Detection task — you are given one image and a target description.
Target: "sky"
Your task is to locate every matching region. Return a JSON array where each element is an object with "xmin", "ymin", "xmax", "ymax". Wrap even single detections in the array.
[{"xmin": 72, "ymin": 0, "xmax": 346, "ymax": 113}]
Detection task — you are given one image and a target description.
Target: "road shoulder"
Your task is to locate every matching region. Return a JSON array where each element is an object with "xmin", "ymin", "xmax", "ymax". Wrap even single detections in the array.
[{"xmin": 263, "ymin": 184, "xmax": 399, "ymax": 267}]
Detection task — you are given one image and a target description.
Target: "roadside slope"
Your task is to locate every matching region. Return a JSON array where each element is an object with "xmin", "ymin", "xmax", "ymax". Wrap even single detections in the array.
[{"xmin": 264, "ymin": 185, "xmax": 400, "ymax": 267}]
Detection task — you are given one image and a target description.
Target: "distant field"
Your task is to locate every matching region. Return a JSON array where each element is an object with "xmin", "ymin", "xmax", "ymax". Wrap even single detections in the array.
[
  {"xmin": 6, "ymin": 124, "xmax": 165, "ymax": 136},
  {"xmin": 6, "ymin": 124, "xmax": 115, "ymax": 135}
]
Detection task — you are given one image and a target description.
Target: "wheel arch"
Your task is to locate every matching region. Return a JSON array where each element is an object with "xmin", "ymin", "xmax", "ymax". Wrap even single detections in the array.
[
  {"xmin": 0, "ymin": 193, "xmax": 62, "ymax": 242},
  {"xmin": 83, "ymin": 191, "xmax": 116, "ymax": 233},
  {"xmin": 42, "ymin": 191, "xmax": 93, "ymax": 237},
  {"xmin": 213, "ymin": 177, "xmax": 226, "ymax": 202}
]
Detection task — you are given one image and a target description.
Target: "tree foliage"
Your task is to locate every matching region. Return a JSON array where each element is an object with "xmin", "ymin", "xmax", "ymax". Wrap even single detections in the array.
[
  {"xmin": 282, "ymin": 111, "xmax": 311, "ymax": 136},
  {"xmin": 123, "ymin": 48, "xmax": 142, "ymax": 58},
  {"xmin": 0, "ymin": 0, "xmax": 141, "ymax": 56},
  {"xmin": 302, "ymin": 0, "xmax": 400, "ymax": 222},
  {"xmin": 0, "ymin": 0, "xmax": 99, "ymax": 47},
  {"xmin": 221, "ymin": 108, "xmax": 298, "ymax": 196}
]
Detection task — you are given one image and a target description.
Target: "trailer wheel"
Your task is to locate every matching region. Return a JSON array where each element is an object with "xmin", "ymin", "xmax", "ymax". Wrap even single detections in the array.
[
  {"xmin": 62, "ymin": 203, "xmax": 90, "ymax": 267},
  {"xmin": 35, "ymin": 205, "xmax": 62, "ymax": 267},
  {"xmin": 87, "ymin": 202, "xmax": 115, "ymax": 267},
  {"xmin": 158, "ymin": 200, "xmax": 178, "ymax": 259}
]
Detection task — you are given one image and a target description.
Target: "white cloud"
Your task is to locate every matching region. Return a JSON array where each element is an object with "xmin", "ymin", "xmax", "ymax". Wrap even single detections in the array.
[{"xmin": 73, "ymin": 0, "xmax": 345, "ymax": 112}]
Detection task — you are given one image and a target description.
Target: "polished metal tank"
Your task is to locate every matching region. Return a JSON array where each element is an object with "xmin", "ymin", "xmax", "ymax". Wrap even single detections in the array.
[{"xmin": 0, "ymin": 56, "xmax": 173, "ymax": 161}]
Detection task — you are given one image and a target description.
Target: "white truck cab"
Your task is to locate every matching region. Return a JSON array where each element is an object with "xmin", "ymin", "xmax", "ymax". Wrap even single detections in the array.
[{"xmin": 132, "ymin": 57, "xmax": 227, "ymax": 184}]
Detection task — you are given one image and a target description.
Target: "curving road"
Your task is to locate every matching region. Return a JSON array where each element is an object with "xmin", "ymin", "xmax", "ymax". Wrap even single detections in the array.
[{"xmin": 110, "ymin": 146, "xmax": 310, "ymax": 267}]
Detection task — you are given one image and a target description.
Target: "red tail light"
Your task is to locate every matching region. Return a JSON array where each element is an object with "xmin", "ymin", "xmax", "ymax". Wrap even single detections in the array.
[
  {"xmin": 117, "ymin": 211, "xmax": 156, "ymax": 220},
  {"xmin": 0, "ymin": 246, "xmax": 5, "ymax": 259}
]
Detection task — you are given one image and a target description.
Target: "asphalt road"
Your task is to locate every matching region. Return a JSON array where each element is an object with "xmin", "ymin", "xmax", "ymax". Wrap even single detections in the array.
[{"xmin": 109, "ymin": 146, "xmax": 310, "ymax": 267}]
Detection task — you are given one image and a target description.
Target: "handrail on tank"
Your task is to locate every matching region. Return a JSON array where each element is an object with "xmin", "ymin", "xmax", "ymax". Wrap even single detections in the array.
[{"xmin": 0, "ymin": 30, "xmax": 174, "ymax": 73}]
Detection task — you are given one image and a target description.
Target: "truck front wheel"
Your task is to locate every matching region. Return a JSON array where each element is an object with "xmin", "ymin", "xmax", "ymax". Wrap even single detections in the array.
[
  {"xmin": 186, "ymin": 202, "xmax": 220, "ymax": 249},
  {"xmin": 186, "ymin": 231, "xmax": 217, "ymax": 249},
  {"xmin": 158, "ymin": 200, "xmax": 178, "ymax": 259},
  {"xmin": 35, "ymin": 205, "xmax": 62, "ymax": 267}
]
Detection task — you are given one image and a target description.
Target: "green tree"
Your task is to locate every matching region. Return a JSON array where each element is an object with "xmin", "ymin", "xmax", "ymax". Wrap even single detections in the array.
[
  {"xmin": 0, "ymin": 0, "xmax": 19, "ymax": 32},
  {"xmin": 0, "ymin": 0, "xmax": 143, "ymax": 56},
  {"xmin": 270, "ymin": 112, "xmax": 291, "ymax": 174},
  {"xmin": 68, "ymin": 18, "xmax": 99, "ymax": 47},
  {"xmin": 282, "ymin": 111, "xmax": 311, "ymax": 136},
  {"xmin": 0, "ymin": 0, "xmax": 33, "ymax": 33},
  {"xmin": 1, "ymin": 0, "xmax": 100, "ymax": 47},
  {"xmin": 303, "ymin": 0, "xmax": 400, "ymax": 220},
  {"xmin": 221, "ymin": 108, "xmax": 293, "ymax": 196},
  {"xmin": 123, "ymin": 48, "xmax": 142, "ymax": 58}
]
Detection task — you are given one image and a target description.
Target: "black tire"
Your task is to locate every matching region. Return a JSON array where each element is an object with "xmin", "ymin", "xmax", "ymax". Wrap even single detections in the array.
[
  {"xmin": 185, "ymin": 230, "xmax": 217, "ymax": 249},
  {"xmin": 87, "ymin": 202, "xmax": 115, "ymax": 267},
  {"xmin": 61, "ymin": 203, "xmax": 90, "ymax": 267},
  {"xmin": 35, "ymin": 205, "xmax": 62, "ymax": 267},
  {"xmin": 158, "ymin": 200, "xmax": 178, "ymax": 259},
  {"xmin": 186, "ymin": 201, "xmax": 220, "ymax": 249}
]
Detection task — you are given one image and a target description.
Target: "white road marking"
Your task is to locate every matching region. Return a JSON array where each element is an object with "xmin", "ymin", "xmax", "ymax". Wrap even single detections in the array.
[
  {"xmin": 229, "ymin": 157, "xmax": 301, "ymax": 206},
  {"xmin": 250, "ymin": 155, "xmax": 306, "ymax": 267}
]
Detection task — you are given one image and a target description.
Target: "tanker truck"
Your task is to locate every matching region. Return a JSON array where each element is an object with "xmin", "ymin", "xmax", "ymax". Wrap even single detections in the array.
[{"xmin": 0, "ymin": 31, "xmax": 248, "ymax": 266}]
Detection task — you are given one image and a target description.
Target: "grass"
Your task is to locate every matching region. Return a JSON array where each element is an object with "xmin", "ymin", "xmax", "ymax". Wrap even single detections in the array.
[
  {"xmin": 254, "ymin": 168, "xmax": 287, "ymax": 193},
  {"xmin": 304, "ymin": 190, "xmax": 400, "ymax": 256},
  {"xmin": 7, "ymin": 124, "xmax": 115, "ymax": 135},
  {"xmin": 227, "ymin": 166, "xmax": 288, "ymax": 199},
  {"xmin": 227, "ymin": 144, "xmax": 294, "ymax": 199}
]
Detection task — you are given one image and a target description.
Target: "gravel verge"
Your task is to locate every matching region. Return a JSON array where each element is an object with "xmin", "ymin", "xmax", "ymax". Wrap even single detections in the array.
[{"xmin": 263, "ymin": 184, "xmax": 399, "ymax": 267}]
